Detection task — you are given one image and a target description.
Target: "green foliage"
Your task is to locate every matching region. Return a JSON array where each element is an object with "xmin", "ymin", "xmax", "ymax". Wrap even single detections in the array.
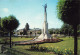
[
  {"xmin": 57, "ymin": 0, "xmax": 80, "ymax": 25},
  {"xmin": 37, "ymin": 31, "xmax": 41, "ymax": 34},
  {"xmin": 53, "ymin": 29, "xmax": 60, "ymax": 34},
  {"xmin": 23, "ymin": 23, "xmax": 29, "ymax": 35},
  {"xmin": 29, "ymin": 44, "xmax": 74, "ymax": 55},
  {"xmin": 0, "ymin": 17, "xmax": 8, "ymax": 36},
  {"xmin": 2, "ymin": 15, "xmax": 19, "ymax": 31},
  {"xmin": 63, "ymin": 49, "xmax": 73, "ymax": 55},
  {"xmin": 52, "ymin": 47, "xmax": 73, "ymax": 55},
  {"xmin": 29, "ymin": 44, "xmax": 48, "ymax": 52},
  {"xmin": 60, "ymin": 23, "xmax": 73, "ymax": 35},
  {"xmin": 60, "ymin": 23, "xmax": 80, "ymax": 36},
  {"xmin": 0, "ymin": 37, "xmax": 32, "ymax": 43},
  {"xmin": 48, "ymin": 29, "xmax": 53, "ymax": 34},
  {"xmin": 57, "ymin": 0, "xmax": 66, "ymax": 21},
  {"xmin": 25, "ymin": 23, "xmax": 29, "ymax": 30},
  {"xmin": 77, "ymin": 25, "xmax": 80, "ymax": 35}
]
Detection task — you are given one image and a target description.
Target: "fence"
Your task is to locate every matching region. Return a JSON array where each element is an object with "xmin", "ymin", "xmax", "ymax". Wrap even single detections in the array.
[{"xmin": 2, "ymin": 46, "xmax": 30, "ymax": 55}]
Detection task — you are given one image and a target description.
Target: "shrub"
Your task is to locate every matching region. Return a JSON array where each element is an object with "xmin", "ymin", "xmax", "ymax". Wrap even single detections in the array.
[
  {"xmin": 29, "ymin": 44, "xmax": 48, "ymax": 52},
  {"xmin": 63, "ymin": 49, "xmax": 73, "ymax": 55},
  {"xmin": 29, "ymin": 45, "xmax": 74, "ymax": 55},
  {"xmin": 30, "ymin": 44, "xmax": 39, "ymax": 51},
  {"xmin": 39, "ymin": 46, "xmax": 47, "ymax": 52}
]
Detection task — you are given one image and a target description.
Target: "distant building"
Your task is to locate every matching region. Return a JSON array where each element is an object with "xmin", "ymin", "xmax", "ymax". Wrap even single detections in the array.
[
  {"xmin": 27, "ymin": 28, "xmax": 41, "ymax": 36},
  {"xmin": 16, "ymin": 29, "xmax": 24, "ymax": 35},
  {"xmin": 15, "ymin": 23, "xmax": 41, "ymax": 37},
  {"xmin": 15, "ymin": 28, "xmax": 41, "ymax": 36}
]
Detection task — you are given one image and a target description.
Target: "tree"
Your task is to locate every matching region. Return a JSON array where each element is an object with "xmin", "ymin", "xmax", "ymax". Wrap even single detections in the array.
[
  {"xmin": 77, "ymin": 25, "xmax": 80, "ymax": 36},
  {"xmin": 23, "ymin": 23, "xmax": 29, "ymax": 35},
  {"xmin": 54, "ymin": 29, "xmax": 60, "ymax": 34},
  {"xmin": 25, "ymin": 23, "xmax": 29, "ymax": 30},
  {"xmin": 48, "ymin": 29, "xmax": 53, "ymax": 35},
  {"xmin": 57, "ymin": 0, "xmax": 80, "ymax": 55},
  {"xmin": 60, "ymin": 23, "xmax": 73, "ymax": 36},
  {"xmin": 1, "ymin": 18, "xmax": 8, "ymax": 37},
  {"xmin": 37, "ymin": 31, "xmax": 41, "ymax": 34},
  {"xmin": 2, "ymin": 15, "xmax": 19, "ymax": 48}
]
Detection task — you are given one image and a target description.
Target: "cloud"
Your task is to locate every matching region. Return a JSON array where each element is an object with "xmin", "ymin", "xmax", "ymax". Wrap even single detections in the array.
[{"xmin": 3, "ymin": 8, "xmax": 9, "ymax": 13}]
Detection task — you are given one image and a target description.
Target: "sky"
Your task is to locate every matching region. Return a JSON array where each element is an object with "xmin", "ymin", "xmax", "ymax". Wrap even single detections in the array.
[{"xmin": 0, "ymin": 0, "xmax": 63, "ymax": 30}]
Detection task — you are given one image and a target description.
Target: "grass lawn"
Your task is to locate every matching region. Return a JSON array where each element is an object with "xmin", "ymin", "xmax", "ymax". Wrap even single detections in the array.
[
  {"xmin": 12, "ymin": 37, "xmax": 32, "ymax": 42},
  {"xmin": 0, "ymin": 37, "xmax": 80, "ymax": 55},
  {"xmin": 12, "ymin": 37, "xmax": 80, "ymax": 55},
  {"xmin": 0, "ymin": 37, "xmax": 32, "ymax": 43}
]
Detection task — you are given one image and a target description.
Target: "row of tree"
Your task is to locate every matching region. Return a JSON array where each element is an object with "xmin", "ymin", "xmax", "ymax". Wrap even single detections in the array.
[
  {"xmin": 48, "ymin": 24, "xmax": 80, "ymax": 36},
  {"xmin": 60, "ymin": 23, "xmax": 80, "ymax": 36}
]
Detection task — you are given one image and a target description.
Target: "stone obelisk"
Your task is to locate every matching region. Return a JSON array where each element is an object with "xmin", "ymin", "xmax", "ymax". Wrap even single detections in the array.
[
  {"xmin": 37, "ymin": 4, "xmax": 51, "ymax": 40},
  {"xmin": 43, "ymin": 4, "xmax": 51, "ymax": 39}
]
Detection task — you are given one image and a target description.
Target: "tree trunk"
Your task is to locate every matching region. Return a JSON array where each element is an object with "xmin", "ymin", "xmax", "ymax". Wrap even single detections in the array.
[
  {"xmin": 73, "ymin": 25, "xmax": 78, "ymax": 55},
  {"xmin": 10, "ymin": 31, "xmax": 11, "ymax": 48}
]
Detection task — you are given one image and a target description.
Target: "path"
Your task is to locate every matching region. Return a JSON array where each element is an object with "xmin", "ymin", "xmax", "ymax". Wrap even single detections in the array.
[{"xmin": 0, "ymin": 44, "xmax": 6, "ymax": 55}]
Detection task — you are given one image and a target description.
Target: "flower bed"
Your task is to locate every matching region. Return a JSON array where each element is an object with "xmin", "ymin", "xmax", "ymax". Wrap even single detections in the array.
[
  {"xmin": 16, "ymin": 38, "xmax": 63, "ymax": 45},
  {"xmin": 43, "ymin": 38, "xmax": 63, "ymax": 43},
  {"xmin": 29, "ymin": 44, "xmax": 74, "ymax": 55},
  {"xmin": 18, "ymin": 40, "xmax": 44, "ymax": 45}
]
